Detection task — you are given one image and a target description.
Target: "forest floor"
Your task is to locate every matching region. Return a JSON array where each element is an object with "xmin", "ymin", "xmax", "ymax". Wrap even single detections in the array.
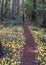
[{"xmin": 0, "ymin": 24, "xmax": 46, "ymax": 65}]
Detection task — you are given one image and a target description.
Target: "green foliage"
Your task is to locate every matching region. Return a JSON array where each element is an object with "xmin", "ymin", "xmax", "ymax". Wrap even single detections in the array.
[
  {"xmin": 29, "ymin": 25, "xmax": 46, "ymax": 65},
  {"xmin": 0, "ymin": 26, "xmax": 26, "ymax": 65},
  {"xmin": 25, "ymin": 0, "xmax": 33, "ymax": 14}
]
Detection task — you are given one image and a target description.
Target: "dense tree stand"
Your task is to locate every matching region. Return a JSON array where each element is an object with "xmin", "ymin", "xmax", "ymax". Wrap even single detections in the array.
[{"xmin": 20, "ymin": 24, "xmax": 36, "ymax": 65}]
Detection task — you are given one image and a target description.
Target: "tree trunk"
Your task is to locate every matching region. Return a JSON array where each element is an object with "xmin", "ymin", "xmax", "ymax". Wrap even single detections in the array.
[
  {"xmin": 4, "ymin": 0, "xmax": 8, "ymax": 18},
  {"xmin": 16, "ymin": 0, "xmax": 19, "ymax": 15},
  {"xmin": 42, "ymin": 0, "xmax": 46, "ymax": 27},
  {"xmin": 1, "ymin": 0, "xmax": 4, "ymax": 20},
  {"xmin": 32, "ymin": 0, "xmax": 36, "ymax": 21},
  {"xmin": 12, "ymin": 0, "xmax": 16, "ymax": 19},
  {"xmin": 22, "ymin": 0, "xmax": 25, "ymax": 22}
]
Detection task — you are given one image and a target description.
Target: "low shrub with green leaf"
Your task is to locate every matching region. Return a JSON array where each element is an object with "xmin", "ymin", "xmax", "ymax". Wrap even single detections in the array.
[
  {"xmin": 0, "ymin": 26, "xmax": 26, "ymax": 65},
  {"xmin": 29, "ymin": 26, "xmax": 46, "ymax": 65}
]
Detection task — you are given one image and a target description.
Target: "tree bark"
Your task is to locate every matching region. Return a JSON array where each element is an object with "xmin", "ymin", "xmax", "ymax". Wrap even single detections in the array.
[
  {"xmin": 1, "ymin": 0, "xmax": 4, "ymax": 20},
  {"xmin": 12, "ymin": 0, "xmax": 16, "ymax": 19},
  {"xmin": 42, "ymin": 0, "xmax": 46, "ymax": 27},
  {"xmin": 32, "ymin": 0, "xmax": 36, "ymax": 21}
]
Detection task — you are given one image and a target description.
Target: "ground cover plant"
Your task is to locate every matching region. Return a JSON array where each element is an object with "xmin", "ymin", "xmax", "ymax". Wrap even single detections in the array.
[
  {"xmin": 0, "ymin": 26, "xmax": 26, "ymax": 65},
  {"xmin": 29, "ymin": 25, "xmax": 46, "ymax": 65}
]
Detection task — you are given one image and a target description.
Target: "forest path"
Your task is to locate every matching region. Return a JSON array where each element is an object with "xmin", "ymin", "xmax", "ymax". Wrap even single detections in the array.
[{"xmin": 20, "ymin": 24, "xmax": 37, "ymax": 65}]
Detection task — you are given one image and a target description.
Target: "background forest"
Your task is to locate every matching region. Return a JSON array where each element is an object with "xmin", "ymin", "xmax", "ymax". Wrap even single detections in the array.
[{"xmin": 0, "ymin": 0, "xmax": 46, "ymax": 27}]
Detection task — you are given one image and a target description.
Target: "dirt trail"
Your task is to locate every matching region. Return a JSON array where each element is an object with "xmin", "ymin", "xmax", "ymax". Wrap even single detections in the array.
[{"xmin": 20, "ymin": 24, "xmax": 36, "ymax": 65}]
